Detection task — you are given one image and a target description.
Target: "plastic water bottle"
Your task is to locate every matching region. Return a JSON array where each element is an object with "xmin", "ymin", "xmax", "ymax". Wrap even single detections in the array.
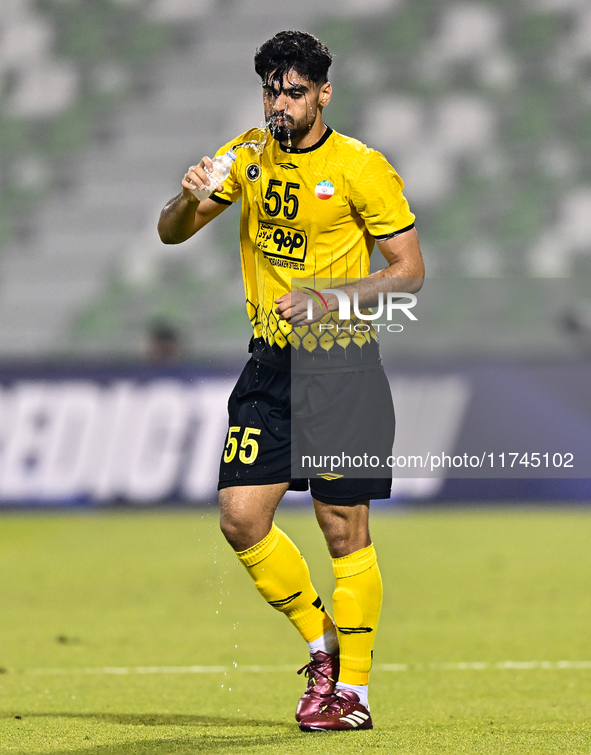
[{"xmin": 191, "ymin": 150, "xmax": 236, "ymax": 201}]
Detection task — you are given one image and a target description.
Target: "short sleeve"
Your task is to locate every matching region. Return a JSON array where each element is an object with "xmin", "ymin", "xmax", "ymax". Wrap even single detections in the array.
[
  {"xmin": 350, "ymin": 150, "xmax": 415, "ymax": 238},
  {"xmin": 209, "ymin": 138, "xmax": 243, "ymax": 205}
]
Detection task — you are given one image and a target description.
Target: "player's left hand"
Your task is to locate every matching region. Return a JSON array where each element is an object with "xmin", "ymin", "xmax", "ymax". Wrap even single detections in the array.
[{"xmin": 275, "ymin": 291, "xmax": 325, "ymax": 325}]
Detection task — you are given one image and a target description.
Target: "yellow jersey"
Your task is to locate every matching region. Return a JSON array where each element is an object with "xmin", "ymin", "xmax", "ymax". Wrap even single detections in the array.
[{"xmin": 211, "ymin": 126, "xmax": 415, "ymax": 372}]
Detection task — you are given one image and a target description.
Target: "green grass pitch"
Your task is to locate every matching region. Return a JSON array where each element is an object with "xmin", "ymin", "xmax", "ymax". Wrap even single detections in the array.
[{"xmin": 1, "ymin": 506, "xmax": 591, "ymax": 754}]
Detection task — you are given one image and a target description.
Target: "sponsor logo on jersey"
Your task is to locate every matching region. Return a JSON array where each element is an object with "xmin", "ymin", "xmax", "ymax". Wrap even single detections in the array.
[
  {"xmin": 315, "ymin": 180, "xmax": 334, "ymax": 200},
  {"xmin": 317, "ymin": 472, "xmax": 344, "ymax": 480},
  {"xmin": 255, "ymin": 220, "xmax": 307, "ymax": 263},
  {"xmin": 246, "ymin": 163, "xmax": 261, "ymax": 181},
  {"xmin": 277, "ymin": 162, "xmax": 297, "ymax": 169}
]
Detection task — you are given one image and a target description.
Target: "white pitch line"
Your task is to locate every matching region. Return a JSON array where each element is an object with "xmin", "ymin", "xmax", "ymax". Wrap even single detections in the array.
[
  {"xmin": 379, "ymin": 661, "xmax": 591, "ymax": 671},
  {"xmin": 22, "ymin": 665, "xmax": 295, "ymax": 676},
  {"xmin": 12, "ymin": 661, "xmax": 591, "ymax": 676}
]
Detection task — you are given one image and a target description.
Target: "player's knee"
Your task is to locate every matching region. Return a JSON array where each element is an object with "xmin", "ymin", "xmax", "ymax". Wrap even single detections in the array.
[
  {"xmin": 316, "ymin": 503, "xmax": 370, "ymax": 558},
  {"xmin": 219, "ymin": 508, "xmax": 242, "ymax": 545},
  {"xmin": 219, "ymin": 507, "xmax": 262, "ymax": 551}
]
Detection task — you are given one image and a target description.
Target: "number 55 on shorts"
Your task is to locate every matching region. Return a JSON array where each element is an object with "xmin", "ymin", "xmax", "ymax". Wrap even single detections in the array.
[{"xmin": 223, "ymin": 426, "xmax": 262, "ymax": 465}]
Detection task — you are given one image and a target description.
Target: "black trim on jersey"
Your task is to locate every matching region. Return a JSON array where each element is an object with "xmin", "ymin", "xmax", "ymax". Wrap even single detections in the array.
[
  {"xmin": 374, "ymin": 222, "xmax": 415, "ymax": 242},
  {"xmin": 279, "ymin": 126, "xmax": 333, "ymax": 155},
  {"xmin": 210, "ymin": 193, "xmax": 233, "ymax": 205},
  {"xmin": 249, "ymin": 336, "xmax": 383, "ymax": 375}
]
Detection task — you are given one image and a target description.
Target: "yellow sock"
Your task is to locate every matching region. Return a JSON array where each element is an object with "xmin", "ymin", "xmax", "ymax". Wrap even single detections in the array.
[
  {"xmin": 332, "ymin": 544, "xmax": 383, "ymax": 685},
  {"xmin": 236, "ymin": 524, "xmax": 334, "ymax": 643}
]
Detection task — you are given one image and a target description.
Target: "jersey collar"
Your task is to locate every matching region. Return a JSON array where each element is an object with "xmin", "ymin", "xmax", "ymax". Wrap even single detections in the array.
[{"xmin": 278, "ymin": 126, "xmax": 333, "ymax": 154}]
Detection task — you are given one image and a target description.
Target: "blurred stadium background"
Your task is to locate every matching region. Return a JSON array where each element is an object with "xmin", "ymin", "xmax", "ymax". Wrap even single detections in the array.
[{"xmin": 0, "ymin": 0, "xmax": 590, "ymax": 506}]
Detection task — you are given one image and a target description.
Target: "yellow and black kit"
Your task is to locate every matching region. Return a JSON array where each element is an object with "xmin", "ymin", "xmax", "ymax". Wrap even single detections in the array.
[{"xmin": 211, "ymin": 126, "xmax": 415, "ymax": 373}]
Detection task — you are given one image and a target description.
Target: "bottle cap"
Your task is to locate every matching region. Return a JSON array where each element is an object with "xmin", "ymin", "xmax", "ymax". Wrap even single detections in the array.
[{"xmin": 226, "ymin": 150, "xmax": 237, "ymax": 162}]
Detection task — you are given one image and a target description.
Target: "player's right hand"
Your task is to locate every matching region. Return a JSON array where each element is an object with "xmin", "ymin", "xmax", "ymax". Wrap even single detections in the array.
[{"xmin": 181, "ymin": 157, "xmax": 224, "ymax": 202}]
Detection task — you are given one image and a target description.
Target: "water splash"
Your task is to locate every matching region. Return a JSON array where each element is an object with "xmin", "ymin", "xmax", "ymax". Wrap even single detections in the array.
[{"xmin": 232, "ymin": 125, "xmax": 268, "ymax": 156}]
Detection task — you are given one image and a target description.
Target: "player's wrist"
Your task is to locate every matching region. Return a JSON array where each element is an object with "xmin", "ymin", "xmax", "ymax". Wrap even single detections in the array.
[
  {"xmin": 181, "ymin": 188, "xmax": 200, "ymax": 205},
  {"xmin": 323, "ymin": 293, "xmax": 340, "ymax": 314}
]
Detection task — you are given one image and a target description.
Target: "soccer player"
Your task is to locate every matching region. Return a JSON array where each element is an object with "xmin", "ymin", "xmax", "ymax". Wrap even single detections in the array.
[{"xmin": 158, "ymin": 30, "xmax": 424, "ymax": 732}]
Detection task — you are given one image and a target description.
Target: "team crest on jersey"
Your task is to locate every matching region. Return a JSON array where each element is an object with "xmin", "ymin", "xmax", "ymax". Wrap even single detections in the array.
[
  {"xmin": 315, "ymin": 180, "xmax": 334, "ymax": 200},
  {"xmin": 246, "ymin": 163, "xmax": 261, "ymax": 182}
]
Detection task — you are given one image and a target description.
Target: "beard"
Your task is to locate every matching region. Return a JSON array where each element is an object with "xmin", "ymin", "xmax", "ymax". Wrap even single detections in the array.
[
  {"xmin": 270, "ymin": 124, "xmax": 301, "ymax": 142},
  {"xmin": 266, "ymin": 113, "xmax": 314, "ymax": 143}
]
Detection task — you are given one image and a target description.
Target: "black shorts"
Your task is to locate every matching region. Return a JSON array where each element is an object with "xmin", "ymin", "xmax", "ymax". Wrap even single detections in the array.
[{"xmin": 218, "ymin": 358, "xmax": 394, "ymax": 505}]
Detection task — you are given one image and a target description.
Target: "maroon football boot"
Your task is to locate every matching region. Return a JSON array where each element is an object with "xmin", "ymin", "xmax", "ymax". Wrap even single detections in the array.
[
  {"xmin": 294, "ymin": 650, "xmax": 340, "ymax": 722},
  {"xmin": 298, "ymin": 689, "xmax": 373, "ymax": 732}
]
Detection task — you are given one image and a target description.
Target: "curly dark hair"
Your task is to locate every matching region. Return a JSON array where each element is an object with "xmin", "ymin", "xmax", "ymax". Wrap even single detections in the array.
[{"xmin": 254, "ymin": 30, "xmax": 333, "ymax": 88}]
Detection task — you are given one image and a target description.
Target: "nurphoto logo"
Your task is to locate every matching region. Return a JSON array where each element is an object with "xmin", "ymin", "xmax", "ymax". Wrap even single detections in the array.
[{"xmin": 301, "ymin": 287, "xmax": 418, "ymax": 326}]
